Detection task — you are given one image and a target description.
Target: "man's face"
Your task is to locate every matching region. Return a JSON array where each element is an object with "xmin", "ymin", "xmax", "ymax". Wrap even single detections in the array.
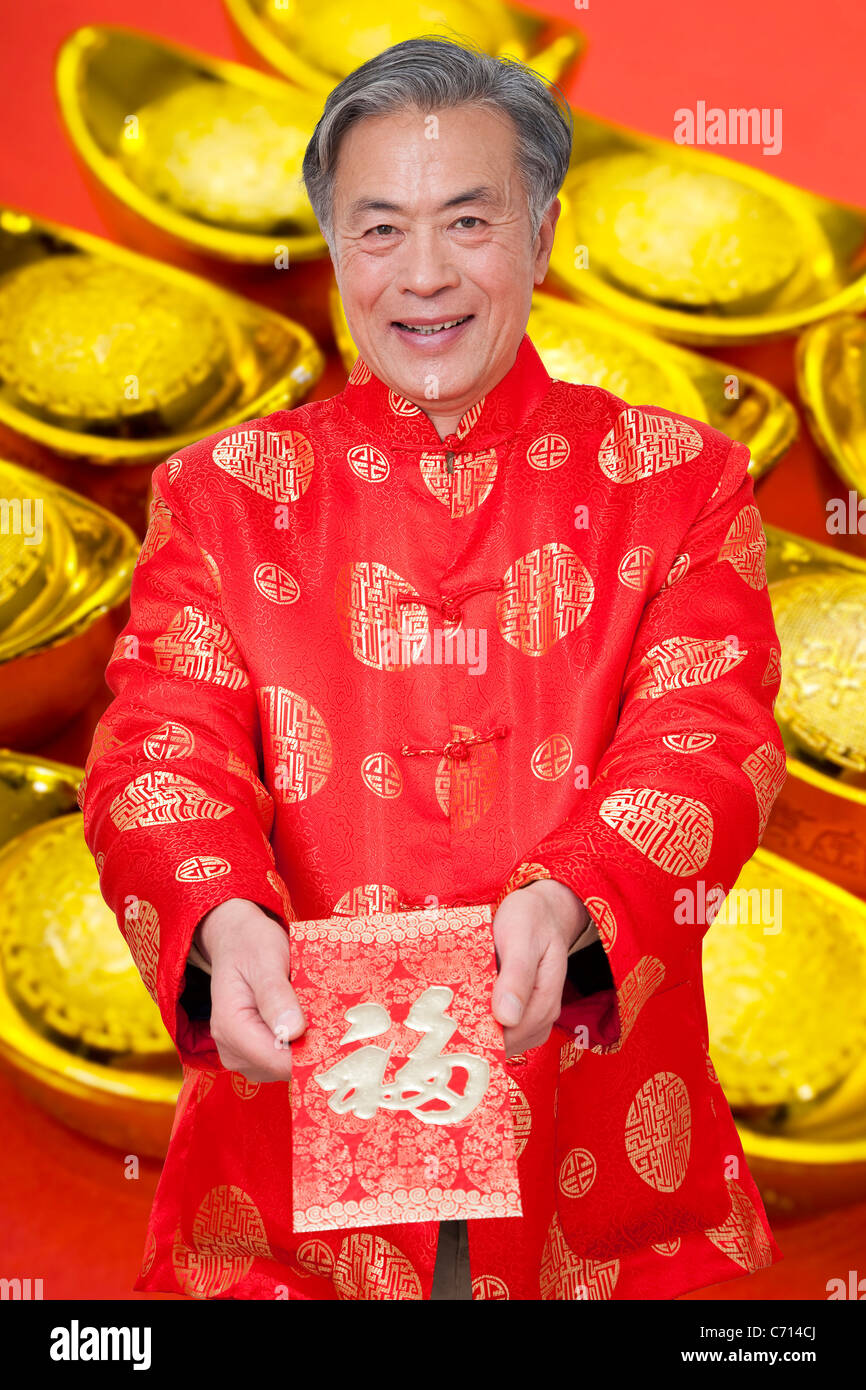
[{"xmin": 330, "ymin": 103, "xmax": 560, "ymax": 435}]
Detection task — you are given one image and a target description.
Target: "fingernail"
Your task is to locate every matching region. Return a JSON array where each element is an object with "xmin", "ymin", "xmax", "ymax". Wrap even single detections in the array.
[
  {"xmin": 274, "ymin": 1009, "xmax": 304, "ymax": 1034},
  {"xmin": 499, "ymin": 992, "xmax": 523, "ymax": 1026}
]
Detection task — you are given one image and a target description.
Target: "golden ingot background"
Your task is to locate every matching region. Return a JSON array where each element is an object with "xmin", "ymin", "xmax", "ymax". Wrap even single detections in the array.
[
  {"xmin": 0, "ymin": 755, "xmax": 179, "ymax": 1156},
  {"xmin": 0, "ymin": 208, "xmax": 325, "ymax": 471},
  {"xmin": 547, "ymin": 108, "xmax": 866, "ymax": 344},
  {"xmin": 703, "ymin": 850, "xmax": 866, "ymax": 1113}
]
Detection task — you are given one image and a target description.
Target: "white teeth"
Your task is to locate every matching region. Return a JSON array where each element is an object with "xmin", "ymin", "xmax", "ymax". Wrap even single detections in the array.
[{"xmin": 397, "ymin": 316, "xmax": 469, "ymax": 334}]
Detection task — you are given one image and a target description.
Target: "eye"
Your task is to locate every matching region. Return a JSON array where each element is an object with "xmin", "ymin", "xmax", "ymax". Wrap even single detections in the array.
[
  {"xmin": 367, "ymin": 224, "xmax": 396, "ymax": 237},
  {"xmin": 455, "ymin": 216, "xmax": 483, "ymax": 229}
]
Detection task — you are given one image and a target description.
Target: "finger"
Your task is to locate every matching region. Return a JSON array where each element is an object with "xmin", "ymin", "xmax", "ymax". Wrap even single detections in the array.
[
  {"xmin": 491, "ymin": 935, "xmax": 538, "ymax": 1029},
  {"xmin": 213, "ymin": 997, "xmax": 296, "ymax": 1078},
  {"xmin": 211, "ymin": 969, "xmax": 296, "ymax": 1079},
  {"xmin": 256, "ymin": 971, "xmax": 307, "ymax": 1046},
  {"xmin": 513, "ymin": 939, "xmax": 567, "ymax": 1041}
]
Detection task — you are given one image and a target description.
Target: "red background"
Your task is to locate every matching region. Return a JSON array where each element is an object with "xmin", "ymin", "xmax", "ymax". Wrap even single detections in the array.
[{"xmin": 0, "ymin": 0, "xmax": 864, "ymax": 1299}]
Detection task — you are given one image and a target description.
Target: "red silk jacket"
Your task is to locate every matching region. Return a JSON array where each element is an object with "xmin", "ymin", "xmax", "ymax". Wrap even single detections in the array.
[{"xmin": 80, "ymin": 331, "xmax": 788, "ymax": 1300}]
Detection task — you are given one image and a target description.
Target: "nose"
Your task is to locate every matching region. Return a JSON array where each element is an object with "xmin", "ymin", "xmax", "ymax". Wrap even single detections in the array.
[{"xmin": 394, "ymin": 224, "xmax": 461, "ymax": 298}]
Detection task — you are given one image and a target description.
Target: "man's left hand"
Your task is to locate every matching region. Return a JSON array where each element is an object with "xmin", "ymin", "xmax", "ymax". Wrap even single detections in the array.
[{"xmin": 491, "ymin": 879, "xmax": 591, "ymax": 1057}]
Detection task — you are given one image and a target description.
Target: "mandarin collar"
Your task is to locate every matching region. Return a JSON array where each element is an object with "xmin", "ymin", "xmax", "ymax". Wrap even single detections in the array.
[{"xmin": 336, "ymin": 331, "xmax": 554, "ymax": 452}]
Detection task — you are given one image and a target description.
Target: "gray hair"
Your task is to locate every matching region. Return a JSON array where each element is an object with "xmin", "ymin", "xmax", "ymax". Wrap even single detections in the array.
[{"xmin": 301, "ymin": 34, "xmax": 573, "ymax": 254}]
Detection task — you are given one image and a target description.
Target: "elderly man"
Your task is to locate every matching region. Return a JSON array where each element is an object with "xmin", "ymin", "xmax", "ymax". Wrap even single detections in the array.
[{"xmin": 81, "ymin": 35, "xmax": 787, "ymax": 1300}]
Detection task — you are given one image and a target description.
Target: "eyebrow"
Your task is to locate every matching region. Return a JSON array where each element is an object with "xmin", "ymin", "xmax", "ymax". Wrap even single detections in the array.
[{"xmin": 347, "ymin": 186, "xmax": 501, "ymax": 224}]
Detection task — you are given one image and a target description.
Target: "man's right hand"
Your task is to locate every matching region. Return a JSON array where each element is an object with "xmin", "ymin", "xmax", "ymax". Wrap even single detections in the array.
[{"xmin": 193, "ymin": 897, "xmax": 306, "ymax": 1082}]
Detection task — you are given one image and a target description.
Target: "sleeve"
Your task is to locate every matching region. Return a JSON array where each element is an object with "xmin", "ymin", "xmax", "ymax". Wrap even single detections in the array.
[
  {"xmin": 78, "ymin": 453, "xmax": 293, "ymax": 1071},
  {"xmin": 504, "ymin": 438, "xmax": 787, "ymax": 1052}
]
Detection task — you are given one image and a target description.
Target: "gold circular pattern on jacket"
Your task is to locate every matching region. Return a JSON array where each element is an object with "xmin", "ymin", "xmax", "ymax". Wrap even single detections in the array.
[
  {"xmin": 539, "ymin": 1214, "xmax": 620, "ymax": 1299},
  {"xmin": 230, "ymin": 1074, "xmax": 261, "ymax": 1100},
  {"xmin": 347, "ymin": 443, "xmax": 390, "ymax": 482},
  {"xmin": 171, "ymin": 1185, "xmax": 271, "ymax": 1299},
  {"xmin": 507, "ymin": 1076, "xmax": 532, "ymax": 1159},
  {"xmin": 472, "ymin": 1274, "xmax": 510, "ymax": 1298},
  {"xmin": 141, "ymin": 1230, "xmax": 157, "ymax": 1279},
  {"xmin": 175, "ymin": 855, "xmax": 233, "ymax": 884},
  {"xmin": 558, "ymin": 1146, "xmax": 597, "ymax": 1198},
  {"xmin": 632, "ymin": 635, "xmax": 747, "ymax": 700},
  {"xmin": 769, "ymin": 571, "xmax": 866, "ymax": 770},
  {"xmin": 419, "ymin": 448, "xmax": 498, "ymax": 516},
  {"xmin": 347, "ymin": 358, "xmax": 371, "ymax": 386},
  {"xmin": 624, "ymin": 1071, "xmax": 692, "ymax": 1192},
  {"xmin": 110, "ymin": 768, "xmax": 234, "ymax": 833},
  {"xmin": 154, "ymin": 604, "xmax": 251, "ymax": 690},
  {"xmin": 740, "ymin": 739, "xmax": 787, "ymax": 837},
  {"xmin": 0, "ymin": 256, "xmax": 229, "ymax": 426},
  {"xmin": 661, "ymin": 732, "xmax": 717, "ymax": 754},
  {"xmin": 531, "ymin": 734, "xmax": 574, "ymax": 781},
  {"xmin": 663, "ymin": 552, "xmax": 690, "ymax": 587},
  {"xmin": 702, "ymin": 857, "xmax": 866, "ymax": 1107},
  {"xmin": 295, "ymin": 1239, "xmax": 335, "ymax": 1279},
  {"xmin": 212, "ymin": 428, "xmax": 315, "ymax": 504},
  {"xmin": 361, "ymin": 752, "xmax": 403, "ymax": 799},
  {"xmin": 335, "ymin": 560, "xmax": 429, "ymax": 671},
  {"xmin": 718, "ymin": 505, "xmax": 767, "ymax": 589},
  {"xmin": 388, "ymin": 389, "xmax": 422, "ymax": 418},
  {"xmin": 617, "ymin": 546, "xmax": 655, "ymax": 590},
  {"xmin": 651, "ymin": 1238, "xmax": 681, "ymax": 1257},
  {"xmin": 598, "ymin": 407, "xmax": 704, "ymax": 484},
  {"xmin": 258, "ymin": 687, "xmax": 333, "ymax": 802},
  {"xmin": 703, "ymin": 1180, "xmax": 773, "ymax": 1272},
  {"xmin": 435, "ymin": 727, "xmax": 500, "ymax": 831},
  {"xmin": 142, "ymin": 720, "xmax": 196, "ymax": 760},
  {"xmin": 121, "ymin": 897, "xmax": 160, "ymax": 1003},
  {"xmin": 333, "ymin": 1233, "xmax": 422, "ymax": 1300},
  {"xmin": 527, "ymin": 434, "xmax": 571, "ymax": 470},
  {"xmin": 498, "ymin": 543, "xmax": 594, "ymax": 656},
  {"xmin": 333, "ymin": 884, "xmax": 404, "ymax": 917},
  {"xmin": 253, "ymin": 562, "xmax": 301, "ymax": 604},
  {"xmin": 139, "ymin": 495, "xmax": 171, "ymax": 566},
  {"xmin": 569, "ymin": 152, "xmax": 799, "ymax": 307},
  {"xmin": 582, "ymin": 895, "xmax": 617, "ymax": 949},
  {"xmin": 599, "ymin": 787, "xmax": 713, "ymax": 875}
]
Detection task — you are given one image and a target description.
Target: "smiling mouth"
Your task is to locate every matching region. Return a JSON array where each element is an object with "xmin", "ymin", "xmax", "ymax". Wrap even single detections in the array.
[{"xmin": 393, "ymin": 315, "xmax": 473, "ymax": 335}]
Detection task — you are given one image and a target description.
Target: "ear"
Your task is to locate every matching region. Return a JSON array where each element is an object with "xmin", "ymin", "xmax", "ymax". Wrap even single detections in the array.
[{"xmin": 533, "ymin": 197, "xmax": 561, "ymax": 283}]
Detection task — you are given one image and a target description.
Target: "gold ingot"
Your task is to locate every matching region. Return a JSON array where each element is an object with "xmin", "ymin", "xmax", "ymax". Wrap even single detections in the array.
[
  {"xmin": 769, "ymin": 571, "xmax": 866, "ymax": 773},
  {"xmin": 0, "ymin": 817, "xmax": 171, "ymax": 1056},
  {"xmin": 548, "ymin": 109, "xmax": 866, "ymax": 345},
  {"xmin": 0, "ymin": 765, "xmax": 180, "ymax": 1157},
  {"xmin": 117, "ymin": 81, "xmax": 314, "ymax": 237},
  {"xmin": 758, "ymin": 525, "xmax": 866, "ymax": 902},
  {"xmin": 0, "ymin": 206, "xmax": 324, "ymax": 464},
  {"xmin": 796, "ymin": 313, "xmax": 866, "ymax": 500},
  {"xmin": 56, "ymin": 26, "xmax": 326, "ymax": 262},
  {"xmin": 705, "ymin": 850, "xmax": 866, "ymax": 1113},
  {"xmin": 330, "ymin": 282, "xmax": 798, "ymax": 478},
  {"xmin": 706, "ymin": 849, "xmax": 866, "ymax": 1216},
  {"xmin": 224, "ymin": 0, "xmax": 586, "ymax": 90},
  {"xmin": 568, "ymin": 152, "xmax": 799, "ymax": 311},
  {"xmin": 0, "ymin": 256, "xmax": 233, "ymax": 434},
  {"xmin": 0, "ymin": 459, "xmax": 139, "ymax": 747}
]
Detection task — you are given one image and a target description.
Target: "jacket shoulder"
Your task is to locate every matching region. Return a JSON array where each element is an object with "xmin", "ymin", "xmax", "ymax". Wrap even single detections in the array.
[
  {"xmin": 556, "ymin": 379, "xmax": 743, "ymax": 499},
  {"xmin": 150, "ymin": 398, "xmax": 335, "ymax": 515}
]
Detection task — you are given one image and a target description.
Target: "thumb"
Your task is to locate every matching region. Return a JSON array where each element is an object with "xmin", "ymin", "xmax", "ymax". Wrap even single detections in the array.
[
  {"xmin": 255, "ymin": 965, "xmax": 307, "ymax": 1049},
  {"xmin": 491, "ymin": 943, "xmax": 533, "ymax": 1029}
]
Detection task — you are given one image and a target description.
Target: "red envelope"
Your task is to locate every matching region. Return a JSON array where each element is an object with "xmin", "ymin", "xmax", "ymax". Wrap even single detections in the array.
[{"xmin": 288, "ymin": 903, "xmax": 523, "ymax": 1233}]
